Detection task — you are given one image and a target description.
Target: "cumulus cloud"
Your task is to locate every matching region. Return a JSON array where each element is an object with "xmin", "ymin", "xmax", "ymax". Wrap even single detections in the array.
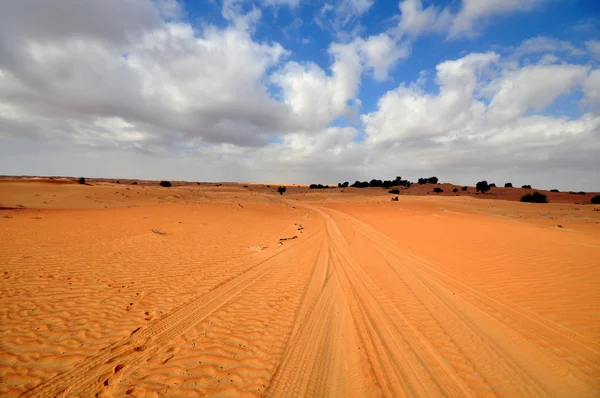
[
  {"xmin": 361, "ymin": 51, "xmax": 600, "ymax": 189},
  {"xmin": 0, "ymin": 0, "xmax": 599, "ymax": 190}
]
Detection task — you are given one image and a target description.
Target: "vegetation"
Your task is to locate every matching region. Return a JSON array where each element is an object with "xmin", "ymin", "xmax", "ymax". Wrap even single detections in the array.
[
  {"xmin": 338, "ymin": 181, "xmax": 349, "ymax": 188},
  {"xmin": 391, "ymin": 196, "xmax": 399, "ymax": 201},
  {"xmin": 389, "ymin": 189, "xmax": 400, "ymax": 194},
  {"xmin": 418, "ymin": 176, "xmax": 439, "ymax": 184},
  {"xmin": 159, "ymin": 181, "xmax": 172, "ymax": 187},
  {"xmin": 476, "ymin": 181, "xmax": 490, "ymax": 193},
  {"xmin": 520, "ymin": 192, "xmax": 548, "ymax": 203},
  {"xmin": 522, "ymin": 184, "xmax": 532, "ymax": 189},
  {"xmin": 309, "ymin": 184, "xmax": 332, "ymax": 189},
  {"xmin": 433, "ymin": 187, "xmax": 443, "ymax": 193},
  {"xmin": 453, "ymin": 188, "xmax": 458, "ymax": 193},
  {"xmin": 132, "ymin": 181, "xmax": 138, "ymax": 185},
  {"xmin": 278, "ymin": 186, "xmax": 286, "ymax": 195},
  {"xmin": 550, "ymin": 189, "xmax": 559, "ymax": 192},
  {"xmin": 78, "ymin": 177, "xmax": 86, "ymax": 185},
  {"xmin": 591, "ymin": 195, "xmax": 600, "ymax": 204},
  {"xmin": 461, "ymin": 186, "xmax": 467, "ymax": 191},
  {"xmin": 504, "ymin": 182, "xmax": 512, "ymax": 187},
  {"xmin": 489, "ymin": 183, "xmax": 496, "ymax": 188},
  {"xmin": 347, "ymin": 176, "xmax": 411, "ymax": 188}
]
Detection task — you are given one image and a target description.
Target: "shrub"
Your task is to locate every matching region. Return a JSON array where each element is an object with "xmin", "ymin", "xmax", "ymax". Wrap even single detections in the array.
[
  {"xmin": 476, "ymin": 181, "xmax": 490, "ymax": 193},
  {"xmin": 132, "ymin": 181, "xmax": 138, "ymax": 185},
  {"xmin": 591, "ymin": 195, "xmax": 600, "ymax": 204},
  {"xmin": 243, "ymin": 185, "xmax": 248, "ymax": 188},
  {"xmin": 418, "ymin": 176, "xmax": 438, "ymax": 185},
  {"xmin": 78, "ymin": 177, "xmax": 86, "ymax": 185},
  {"xmin": 461, "ymin": 186, "xmax": 467, "ymax": 191},
  {"xmin": 389, "ymin": 189, "xmax": 400, "ymax": 194},
  {"xmin": 504, "ymin": 182, "xmax": 513, "ymax": 188},
  {"xmin": 550, "ymin": 189, "xmax": 559, "ymax": 192},
  {"xmin": 489, "ymin": 183, "xmax": 496, "ymax": 188},
  {"xmin": 351, "ymin": 181, "xmax": 370, "ymax": 188},
  {"xmin": 310, "ymin": 184, "xmax": 331, "ymax": 189},
  {"xmin": 521, "ymin": 192, "xmax": 548, "ymax": 203},
  {"xmin": 278, "ymin": 186, "xmax": 286, "ymax": 195},
  {"xmin": 453, "ymin": 188, "xmax": 458, "ymax": 193},
  {"xmin": 338, "ymin": 181, "xmax": 349, "ymax": 188},
  {"xmin": 433, "ymin": 187, "xmax": 443, "ymax": 193},
  {"xmin": 159, "ymin": 181, "xmax": 172, "ymax": 187},
  {"xmin": 522, "ymin": 185, "xmax": 532, "ymax": 189},
  {"xmin": 578, "ymin": 191, "xmax": 586, "ymax": 195},
  {"xmin": 116, "ymin": 181, "xmax": 120, "ymax": 184}
]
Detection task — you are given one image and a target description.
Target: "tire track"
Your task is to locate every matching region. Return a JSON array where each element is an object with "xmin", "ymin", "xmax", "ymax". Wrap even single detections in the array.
[
  {"xmin": 20, "ymin": 228, "xmax": 323, "ymax": 398},
  {"xmin": 325, "ymin": 206, "xmax": 600, "ymax": 396}
]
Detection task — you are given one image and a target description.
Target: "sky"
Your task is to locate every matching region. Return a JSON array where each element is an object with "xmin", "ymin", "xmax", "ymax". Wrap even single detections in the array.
[{"xmin": 0, "ymin": 0, "xmax": 599, "ymax": 190}]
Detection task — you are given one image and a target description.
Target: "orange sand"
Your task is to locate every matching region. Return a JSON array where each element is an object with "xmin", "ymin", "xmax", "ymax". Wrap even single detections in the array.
[{"xmin": 1, "ymin": 180, "xmax": 599, "ymax": 396}]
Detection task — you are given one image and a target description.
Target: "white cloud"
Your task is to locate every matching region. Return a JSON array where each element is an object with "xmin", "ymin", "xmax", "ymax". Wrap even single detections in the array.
[
  {"xmin": 450, "ymin": 0, "xmax": 544, "ymax": 37},
  {"xmin": 272, "ymin": 41, "xmax": 363, "ymax": 130},
  {"xmin": 396, "ymin": 0, "xmax": 452, "ymax": 36},
  {"xmin": 396, "ymin": 0, "xmax": 549, "ymax": 38},
  {"xmin": 360, "ymin": 52, "xmax": 599, "ymax": 189},
  {"xmin": 484, "ymin": 64, "xmax": 590, "ymax": 123},
  {"xmin": 360, "ymin": 34, "xmax": 409, "ymax": 81},
  {"xmin": 586, "ymin": 40, "xmax": 600, "ymax": 60},
  {"xmin": 583, "ymin": 69, "xmax": 600, "ymax": 108},
  {"xmin": 512, "ymin": 36, "xmax": 585, "ymax": 58},
  {"xmin": 314, "ymin": 0, "xmax": 374, "ymax": 39},
  {"xmin": 362, "ymin": 52, "xmax": 499, "ymax": 144},
  {"xmin": 0, "ymin": 0, "xmax": 598, "ymax": 191}
]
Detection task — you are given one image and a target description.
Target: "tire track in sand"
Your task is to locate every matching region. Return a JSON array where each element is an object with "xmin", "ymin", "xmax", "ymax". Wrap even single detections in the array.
[
  {"xmin": 326, "ymin": 206, "xmax": 600, "ymax": 396},
  {"xmin": 268, "ymin": 204, "xmax": 471, "ymax": 397},
  {"xmin": 20, "ymin": 228, "xmax": 323, "ymax": 398}
]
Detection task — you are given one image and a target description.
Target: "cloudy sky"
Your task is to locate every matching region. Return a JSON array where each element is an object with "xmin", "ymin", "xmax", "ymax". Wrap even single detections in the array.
[{"xmin": 0, "ymin": 0, "xmax": 599, "ymax": 190}]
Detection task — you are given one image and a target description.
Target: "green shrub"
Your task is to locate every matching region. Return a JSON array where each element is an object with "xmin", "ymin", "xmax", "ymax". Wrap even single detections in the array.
[
  {"xmin": 159, "ymin": 181, "xmax": 172, "ymax": 187},
  {"xmin": 520, "ymin": 192, "xmax": 548, "ymax": 203},
  {"xmin": 433, "ymin": 187, "xmax": 443, "ymax": 193},
  {"xmin": 591, "ymin": 195, "xmax": 600, "ymax": 204}
]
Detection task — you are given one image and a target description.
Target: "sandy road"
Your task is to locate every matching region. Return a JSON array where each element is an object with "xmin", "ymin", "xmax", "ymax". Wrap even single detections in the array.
[{"xmin": 17, "ymin": 198, "xmax": 600, "ymax": 397}]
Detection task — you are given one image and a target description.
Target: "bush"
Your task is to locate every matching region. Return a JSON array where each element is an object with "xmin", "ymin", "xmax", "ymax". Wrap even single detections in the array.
[
  {"xmin": 338, "ymin": 181, "xmax": 349, "ymax": 188},
  {"xmin": 489, "ymin": 183, "xmax": 496, "ymax": 188},
  {"xmin": 550, "ymin": 189, "xmax": 559, "ymax": 192},
  {"xmin": 418, "ymin": 176, "xmax": 438, "ymax": 185},
  {"xmin": 78, "ymin": 177, "xmax": 86, "ymax": 185},
  {"xmin": 389, "ymin": 188, "xmax": 400, "ymax": 194},
  {"xmin": 132, "ymin": 181, "xmax": 138, "ymax": 185},
  {"xmin": 476, "ymin": 181, "xmax": 490, "ymax": 193},
  {"xmin": 433, "ymin": 187, "xmax": 443, "ymax": 193},
  {"xmin": 351, "ymin": 181, "xmax": 370, "ymax": 188},
  {"xmin": 310, "ymin": 184, "xmax": 331, "ymax": 189},
  {"xmin": 520, "ymin": 192, "xmax": 548, "ymax": 203},
  {"xmin": 504, "ymin": 182, "xmax": 512, "ymax": 188},
  {"xmin": 461, "ymin": 186, "xmax": 467, "ymax": 191},
  {"xmin": 159, "ymin": 181, "xmax": 172, "ymax": 187},
  {"xmin": 522, "ymin": 185, "xmax": 532, "ymax": 189},
  {"xmin": 278, "ymin": 186, "xmax": 286, "ymax": 195},
  {"xmin": 578, "ymin": 191, "xmax": 586, "ymax": 195},
  {"xmin": 453, "ymin": 188, "xmax": 458, "ymax": 193},
  {"xmin": 591, "ymin": 195, "xmax": 600, "ymax": 204}
]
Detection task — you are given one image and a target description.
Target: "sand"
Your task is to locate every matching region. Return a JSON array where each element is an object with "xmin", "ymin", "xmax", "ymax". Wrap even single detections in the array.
[{"xmin": 1, "ymin": 180, "xmax": 599, "ymax": 397}]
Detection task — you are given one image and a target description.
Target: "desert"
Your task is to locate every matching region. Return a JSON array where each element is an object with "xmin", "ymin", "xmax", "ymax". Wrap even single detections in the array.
[{"xmin": 1, "ymin": 177, "xmax": 599, "ymax": 397}]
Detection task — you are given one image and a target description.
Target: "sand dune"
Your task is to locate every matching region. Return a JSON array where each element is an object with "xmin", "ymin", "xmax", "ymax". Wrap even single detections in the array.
[{"xmin": 1, "ymin": 180, "xmax": 599, "ymax": 396}]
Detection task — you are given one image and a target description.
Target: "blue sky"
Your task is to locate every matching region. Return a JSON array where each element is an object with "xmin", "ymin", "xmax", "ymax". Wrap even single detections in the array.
[{"xmin": 0, "ymin": 0, "xmax": 599, "ymax": 189}]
